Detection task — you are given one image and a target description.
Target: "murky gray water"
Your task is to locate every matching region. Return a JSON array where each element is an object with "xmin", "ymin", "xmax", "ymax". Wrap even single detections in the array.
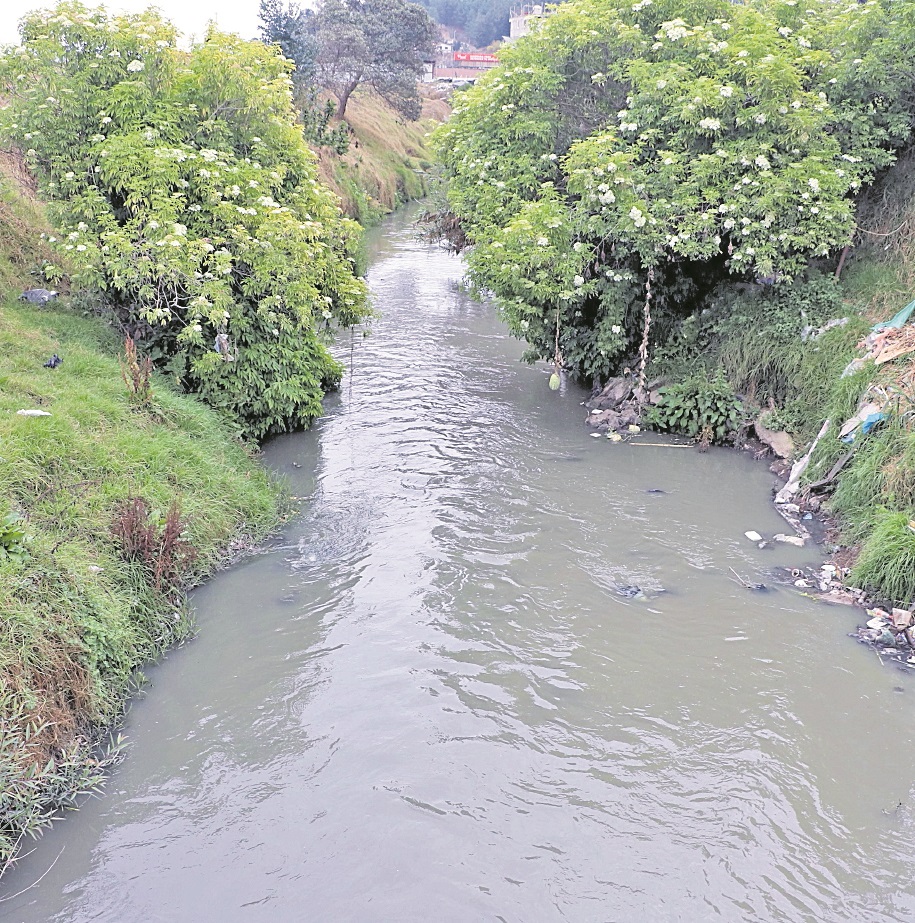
[{"xmin": 4, "ymin": 210, "xmax": 915, "ymax": 922}]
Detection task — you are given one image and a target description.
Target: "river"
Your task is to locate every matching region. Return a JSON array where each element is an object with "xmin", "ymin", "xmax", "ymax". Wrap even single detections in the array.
[{"xmin": 3, "ymin": 209, "xmax": 915, "ymax": 922}]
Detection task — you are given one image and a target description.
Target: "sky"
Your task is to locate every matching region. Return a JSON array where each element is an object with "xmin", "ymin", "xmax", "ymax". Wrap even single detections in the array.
[{"xmin": 0, "ymin": 0, "xmax": 277, "ymax": 47}]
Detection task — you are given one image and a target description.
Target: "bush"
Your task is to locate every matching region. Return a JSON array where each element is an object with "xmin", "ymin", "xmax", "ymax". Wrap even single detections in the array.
[
  {"xmin": 0, "ymin": 4, "xmax": 370, "ymax": 438},
  {"xmin": 647, "ymin": 371, "xmax": 745, "ymax": 445}
]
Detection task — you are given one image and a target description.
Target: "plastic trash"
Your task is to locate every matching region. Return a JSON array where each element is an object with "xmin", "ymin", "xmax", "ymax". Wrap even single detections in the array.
[
  {"xmin": 744, "ymin": 530, "xmax": 763, "ymax": 542},
  {"xmin": 839, "ymin": 401, "xmax": 886, "ymax": 444},
  {"xmin": 840, "ymin": 357, "xmax": 867, "ymax": 378},
  {"xmin": 872, "ymin": 299, "xmax": 915, "ymax": 332},
  {"xmin": 16, "ymin": 409, "xmax": 52, "ymax": 416},
  {"xmin": 19, "ymin": 288, "xmax": 58, "ymax": 305},
  {"xmin": 43, "ymin": 354, "xmax": 62, "ymax": 368}
]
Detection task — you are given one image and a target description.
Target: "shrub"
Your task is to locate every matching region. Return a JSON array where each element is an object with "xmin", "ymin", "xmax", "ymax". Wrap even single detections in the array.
[
  {"xmin": 0, "ymin": 3, "xmax": 370, "ymax": 438},
  {"xmin": 647, "ymin": 371, "xmax": 745, "ymax": 445}
]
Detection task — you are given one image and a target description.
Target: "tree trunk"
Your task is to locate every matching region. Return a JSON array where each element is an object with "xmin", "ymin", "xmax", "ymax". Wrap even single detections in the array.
[{"xmin": 336, "ymin": 80, "xmax": 358, "ymax": 122}]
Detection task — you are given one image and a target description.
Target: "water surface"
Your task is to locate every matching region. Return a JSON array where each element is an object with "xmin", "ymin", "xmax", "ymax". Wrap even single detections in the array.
[{"xmin": 3, "ymin": 210, "xmax": 915, "ymax": 922}]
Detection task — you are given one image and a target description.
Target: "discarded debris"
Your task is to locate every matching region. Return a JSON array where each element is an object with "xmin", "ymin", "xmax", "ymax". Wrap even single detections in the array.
[
  {"xmin": 744, "ymin": 530, "xmax": 763, "ymax": 542},
  {"xmin": 19, "ymin": 288, "xmax": 58, "ymax": 304},
  {"xmin": 773, "ymin": 533, "xmax": 805, "ymax": 547},
  {"xmin": 729, "ymin": 567, "xmax": 767, "ymax": 591},
  {"xmin": 775, "ymin": 418, "xmax": 830, "ymax": 504},
  {"xmin": 839, "ymin": 399, "xmax": 885, "ymax": 444},
  {"xmin": 16, "ymin": 409, "xmax": 52, "ymax": 417},
  {"xmin": 43, "ymin": 354, "xmax": 62, "ymax": 369}
]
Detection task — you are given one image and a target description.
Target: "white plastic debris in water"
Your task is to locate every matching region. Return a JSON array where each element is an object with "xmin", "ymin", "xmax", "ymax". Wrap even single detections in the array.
[
  {"xmin": 773, "ymin": 533, "xmax": 805, "ymax": 547},
  {"xmin": 16, "ymin": 409, "xmax": 52, "ymax": 416},
  {"xmin": 744, "ymin": 530, "xmax": 763, "ymax": 542},
  {"xmin": 867, "ymin": 617, "xmax": 888, "ymax": 630},
  {"xmin": 590, "ymin": 432, "xmax": 602, "ymax": 438}
]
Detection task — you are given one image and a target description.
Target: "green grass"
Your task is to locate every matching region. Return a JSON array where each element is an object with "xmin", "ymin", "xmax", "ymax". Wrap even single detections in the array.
[
  {"xmin": 0, "ymin": 296, "xmax": 282, "ymax": 870},
  {"xmin": 850, "ymin": 511, "xmax": 915, "ymax": 606}
]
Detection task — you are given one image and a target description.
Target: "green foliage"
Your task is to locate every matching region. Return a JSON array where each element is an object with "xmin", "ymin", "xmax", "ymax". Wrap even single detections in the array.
[
  {"xmin": 258, "ymin": 0, "xmax": 351, "ymax": 152},
  {"xmin": 850, "ymin": 510, "xmax": 915, "ymax": 606},
  {"xmin": 0, "ymin": 509, "xmax": 28, "ymax": 563},
  {"xmin": 647, "ymin": 370, "xmax": 745, "ymax": 443},
  {"xmin": 434, "ymin": 0, "xmax": 915, "ymax": 382},
  {"xmin": 827, "ymin": 420, "xmax": 914, "ymax": 543},
  {"xmin": 313, "ymin": 0, "xmax": 438, "ymax": 121},
  {"xmin": 0, "ymin": 1, "xmax": 369, "ymax": 439},
  {"xmin": 0, "ymin": 691, "xmax": 121, "ymax": 872}
]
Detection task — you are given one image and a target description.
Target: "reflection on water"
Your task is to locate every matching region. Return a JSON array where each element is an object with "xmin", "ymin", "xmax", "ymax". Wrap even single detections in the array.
[{"xmin": 4, "ymin": 209, "xmax": 915, "ymax": 923}]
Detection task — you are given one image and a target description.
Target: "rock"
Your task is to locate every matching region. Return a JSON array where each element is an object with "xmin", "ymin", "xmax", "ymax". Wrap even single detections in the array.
[
  {"xmin": 773, "ymin": 533, "xmax": 805, "ymax": 546},
  {"xmin": 745, "ymin": 530, "xmax": 763, "ymax": 542},
  {"xmin": 755, "ymin": 419, "xmax": 795, "ymax": 459},
  {"xmin": 892, "ymin": 608, "xmax": 914, "ymax": 631},
  {"xmin": 588, "ymin": 376, "xmax": 631, "ymax": 410},
  {"xmin": 586, "ymin": 409, "xmax": 621, "ymax": 430}
]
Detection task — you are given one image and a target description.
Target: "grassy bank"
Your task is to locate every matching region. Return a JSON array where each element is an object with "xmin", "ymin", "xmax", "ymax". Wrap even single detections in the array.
[
  {"xmin": 314, "ymin": 88, "xmax": 450, "ymax": 224},
  {"xmin": 0, "ymin": 162, "xmax": 282, "ymax": 871}
]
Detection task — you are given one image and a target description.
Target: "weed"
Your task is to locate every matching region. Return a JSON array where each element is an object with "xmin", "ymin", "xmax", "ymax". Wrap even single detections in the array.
[
  {"xmin": 119, "ymin": 335, "xmax": 153, "ymax": 406},
  {"xmin": 0, "ymin": 510, "xmax": 28, "ymax": 563},
  {"xmin": 647, "ymin": 371, "xmax": 746, "ymax": 444},
  {"xmin": 111, "ymin": 498, "xmax": 197, "ymax": 596}
]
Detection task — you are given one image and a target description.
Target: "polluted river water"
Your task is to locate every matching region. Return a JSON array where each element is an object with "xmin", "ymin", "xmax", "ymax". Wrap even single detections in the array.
[{"xmin": 3, "ymin": 209, "xmax": 915, "ymax": 922}]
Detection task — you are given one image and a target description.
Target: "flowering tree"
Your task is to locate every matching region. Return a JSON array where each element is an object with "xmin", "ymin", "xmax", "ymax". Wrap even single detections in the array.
[
  {"xmin": 0, "ymin": 1, "xmax": 369, "ymax": 437},
  {"xmin": 435, "ymin": 0, "xmax": 915, "ymax": 384}
]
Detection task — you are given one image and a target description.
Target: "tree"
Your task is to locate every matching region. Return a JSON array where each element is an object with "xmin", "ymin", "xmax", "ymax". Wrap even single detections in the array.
[
  {"xmin": 434, "ymin": 0, "xmax": 915, "ymax": 386},
  {"xmin": 313, "ymin": 0, "xmax": 438, "ymax": 121},
  {"xmin": 0, "ymin": 1, "xmax": 370, "ymax": 438},
  {"xmin": 258, "ymin": 0, "xmax": 349, "ymax": 152}
]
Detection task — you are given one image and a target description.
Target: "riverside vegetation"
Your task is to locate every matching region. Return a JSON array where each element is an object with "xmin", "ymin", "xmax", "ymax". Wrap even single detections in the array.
[
  {"xmin": 431, "ymin": 0, "xmax": 915, "ymax": 608},
  {"xmin": 0, "ymin": 0, "xmax": 443, "ymax": 873}
]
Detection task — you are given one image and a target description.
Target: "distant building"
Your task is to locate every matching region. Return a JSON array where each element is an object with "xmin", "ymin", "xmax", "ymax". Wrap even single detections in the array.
[{"xmin": 508, "ymin": 4, "xmax": 548, "ymax": 41}]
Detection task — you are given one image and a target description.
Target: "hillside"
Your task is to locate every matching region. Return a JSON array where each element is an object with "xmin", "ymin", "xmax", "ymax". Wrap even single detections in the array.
[{"xmin": 314, "ymin": 88, "xmax": 451, "ymax": 223}]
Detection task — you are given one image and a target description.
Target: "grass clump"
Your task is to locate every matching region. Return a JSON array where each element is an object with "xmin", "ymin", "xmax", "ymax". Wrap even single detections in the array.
[{"xmin": 850, "ymin": 511, "xmax": 915, "ymax": 606}]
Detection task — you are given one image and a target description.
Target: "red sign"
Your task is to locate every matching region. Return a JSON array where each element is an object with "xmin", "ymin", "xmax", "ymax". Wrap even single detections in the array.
[{"xmin": 453, "ymin": 52, "xmax": 499, "ymax": 64}]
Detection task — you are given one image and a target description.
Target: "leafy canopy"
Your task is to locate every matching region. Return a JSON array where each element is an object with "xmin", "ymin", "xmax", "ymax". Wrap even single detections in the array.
[
  {"xmin": 313, "ymin": 0, "xmax": 439, "ymax": 121},
  {"xmin": 0, "ymin": 1, "xmax": 370, "ymax": 438},
  {"xmin": 434, "ymin": 0, "xmax": 915, "ymax": 383}
]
